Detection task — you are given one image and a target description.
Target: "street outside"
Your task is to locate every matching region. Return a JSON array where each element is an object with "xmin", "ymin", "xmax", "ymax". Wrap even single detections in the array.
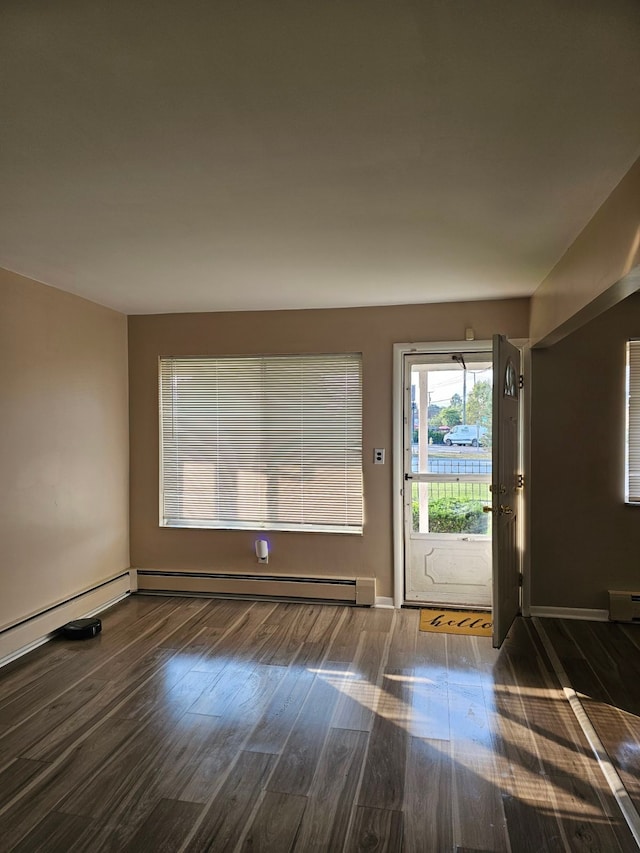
[{"xmin": 411, "ymin": 444, "xmax": 492, "ymax": 474}]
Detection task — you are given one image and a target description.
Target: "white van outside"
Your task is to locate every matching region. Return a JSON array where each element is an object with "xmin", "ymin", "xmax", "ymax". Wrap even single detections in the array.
[{"xmin": 444, "ymin": 424, "xmax": 488, "ymax": 447}]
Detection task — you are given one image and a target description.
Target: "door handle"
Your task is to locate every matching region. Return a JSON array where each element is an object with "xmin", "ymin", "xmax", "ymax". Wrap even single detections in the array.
[
  {"xmin": 499, "ymin": 504, "xmax": 513, "ymax": 515},
  {"xmin": 482, "ymin": 505, "xmax": 494, "ymax": 513}
]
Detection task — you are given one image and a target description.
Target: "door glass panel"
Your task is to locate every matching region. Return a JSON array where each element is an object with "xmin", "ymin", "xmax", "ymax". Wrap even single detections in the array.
[
  {"xmin": 410, "ymin": 357, "xmax": 492, "ymax": 534},
  {"xmin": 411, "ymin": 362, "xmax": 493, "ymax": 473}
]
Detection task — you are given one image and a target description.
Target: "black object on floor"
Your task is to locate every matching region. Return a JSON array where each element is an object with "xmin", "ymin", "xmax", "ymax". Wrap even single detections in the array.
[{"xmin": 61, "ymin": 618, "xmax": 102, "ymax": 639}]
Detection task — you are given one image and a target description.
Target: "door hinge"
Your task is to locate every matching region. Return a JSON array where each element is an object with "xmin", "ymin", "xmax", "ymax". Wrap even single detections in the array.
[
  {"xmin": 518, "ymin": 374, "xmax": 524, "ymax": 389},
  {"xmin": 518, "ymin": 572, "xmax": 524, "ymax": 587},
  {"xmin": 516, "ymin": 473, "xmax": 525, "ymax": 489}
]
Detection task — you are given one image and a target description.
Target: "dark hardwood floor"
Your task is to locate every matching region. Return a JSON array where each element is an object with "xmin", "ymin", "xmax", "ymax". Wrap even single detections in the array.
[
  {"xmin": 0, "ymin": 595, "xmax": 637, "ymax": 852},
  {"xmin": 539, "ymin": 617, "xmax": 640, "ymax": 822}
]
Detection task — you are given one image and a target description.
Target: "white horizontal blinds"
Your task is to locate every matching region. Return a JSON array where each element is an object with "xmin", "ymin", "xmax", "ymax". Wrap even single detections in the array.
[
  {"xmin": 627, "ymin": 340, "xmax": 640, "ymax": 502},
  {"xmin": 159, "ymin": 354, "xmax": 363, "ymax": 532}
]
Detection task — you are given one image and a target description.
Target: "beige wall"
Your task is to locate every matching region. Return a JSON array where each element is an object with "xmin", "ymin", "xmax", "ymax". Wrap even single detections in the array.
[
  {"xmin": 0, "ymin": 268, "xmax": 129, "ymax": 630},
  {"xmin": 530, "ymin": 155, "xmax": 640, "ymax": 347},
  {"xmin": 530, "ymin": 291, "xmax": 640, "ymax": 610},
  {"xmin": 129, "ymin": 298, "xmax": 529, "ymax": 598}
]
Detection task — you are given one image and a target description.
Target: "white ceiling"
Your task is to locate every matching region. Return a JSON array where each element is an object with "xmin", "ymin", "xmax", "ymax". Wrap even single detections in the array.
[{"xmin": 1, "ymin": 0, "xmax": 639, "ymax": 315}]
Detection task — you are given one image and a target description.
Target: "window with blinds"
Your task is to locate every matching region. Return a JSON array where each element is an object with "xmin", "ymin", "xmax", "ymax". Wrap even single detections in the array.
[
  {"xmin": 627, "ymin": 340, "xmax": 640, "ymax": 503},
  {"xmin": 159, "ymin": 354, "xmax": 363, "ymax": 533}
]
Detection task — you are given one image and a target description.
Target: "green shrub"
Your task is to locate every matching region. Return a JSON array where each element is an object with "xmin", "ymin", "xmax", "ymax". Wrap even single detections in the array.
[
  {"xmin": 428, "ymin": 429, "xmax": 444, "ymax": 445},
  {"xmin": 412, "ymin": 496, "xmax": 488, "ymax": 534},
  {"xmin": 411, "ymin": 429, "xmax": 444, "ymax": 445}
]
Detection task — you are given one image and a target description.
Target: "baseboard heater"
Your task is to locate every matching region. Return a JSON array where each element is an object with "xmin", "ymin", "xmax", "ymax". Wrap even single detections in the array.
[
  {"xmin": 135, "ymin": 570, "xmax": 376, "ymax": 606},
  {"xmin": 0, "ymin": 571, "xmax": 132, "ymax": 668},
  {"xmin": 608, "ymin": 590, "xmax": 640, "ymax": 622}
]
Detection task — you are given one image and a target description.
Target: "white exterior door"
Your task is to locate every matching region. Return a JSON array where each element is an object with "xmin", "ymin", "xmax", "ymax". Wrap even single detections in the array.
[{"xmin": 403, "ymin": 352, "xmax": 493, "ymax": 608}]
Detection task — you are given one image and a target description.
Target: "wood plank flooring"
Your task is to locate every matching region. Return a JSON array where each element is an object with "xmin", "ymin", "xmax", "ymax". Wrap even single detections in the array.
[
  {"xmin": 0, "ymin": 595, "xmax": 636, "ymax": 852},
  {"xmin": 539, "ymin": 617, "xmax": 640, "ymax": 822}
]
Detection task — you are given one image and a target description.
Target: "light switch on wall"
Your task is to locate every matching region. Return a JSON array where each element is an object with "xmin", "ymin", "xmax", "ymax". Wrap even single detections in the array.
[{"xmin": 373, "ymin": 448, "xmax": 385, "ymax": 464}]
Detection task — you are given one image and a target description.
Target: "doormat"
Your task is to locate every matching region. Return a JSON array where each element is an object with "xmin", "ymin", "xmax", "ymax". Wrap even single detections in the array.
[{"xmin": 419, "ymin": 609, "xmax": 492, "ymax": 637}]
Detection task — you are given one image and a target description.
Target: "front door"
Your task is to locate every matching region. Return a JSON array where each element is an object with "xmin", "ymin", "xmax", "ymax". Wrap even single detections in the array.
[
  {"xmin": 400, "ymin": 339, "xmax": 522, "ymax": 648},
  {"xmin": 403, "ymin": 351, "xmax": 493, "ymax": 608},
  {"xmin": 491, "ymin": 334, "xmax": 522, "ymax": 647}
]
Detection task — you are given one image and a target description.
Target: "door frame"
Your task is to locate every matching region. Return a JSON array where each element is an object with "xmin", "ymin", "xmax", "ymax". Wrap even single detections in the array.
[{"xmin": 392, "ymin": 339, "xmax": 530, "ymax": 610}]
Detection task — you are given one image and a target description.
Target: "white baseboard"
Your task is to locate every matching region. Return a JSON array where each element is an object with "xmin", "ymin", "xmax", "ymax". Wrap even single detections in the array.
[
  {"xmin": 0, "ymin": 571, "xmax": 132, "ymax": 668},
  {"xmin": 529, "ymin": 605, "xmax": 609, "ymax": 622},
  {"xmin": 375, "ymin": 596, "xmax": 395, "ymax": 609}
]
